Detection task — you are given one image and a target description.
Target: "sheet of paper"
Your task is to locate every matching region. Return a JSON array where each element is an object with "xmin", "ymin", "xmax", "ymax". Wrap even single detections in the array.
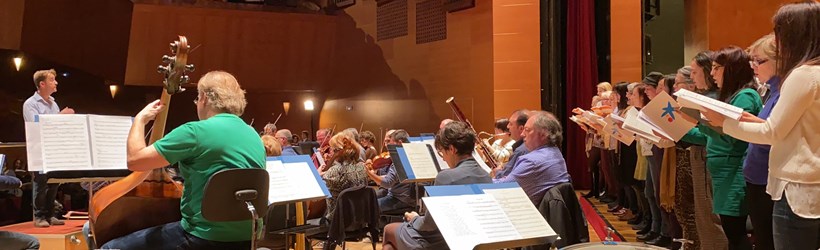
[
  {"xmin": 401, "ymin": 143, "xmax": 439, "ymax": 180},
  {"xmin": 623, "ymin": 109, "xmax": 662, "ymax": 143},
  {"xmin": 639, "ymin": 91, "xmax": 696, "ymax": 141},
  {"xmin": 603, "ymin": 116, "xmax": 635, "ymax": 146},
  {"xmin": 38, "ymin": 115, "xmax": 92, "ymax": 172},
  {"xmin": 88, "ymin": 115, "xmax": 131, "ymax": 170},
  {"xmin": 266, "ymin": 160, "xmax": 326, "ymax": 204},
  {"xmin": 482, "ymin": 188, "xmax": 556, "ymax": 239},
  {"xmin": 424, "ymin": 194, "xmax": 521, "ymax": 250},
  {"xmin": 472, "ymin": 151, "xmax": 492, "ymax": 174},
  {"xmin": 638, "ymin": 112, "xmax": 674, "ymax": 141},
  {"xmin": 24, "ymin": 122, "xmax": 43, "ymax": 172},
  {"xmin": 422, "ymin": 139, "xmax": 450, "ymax": 169},
  {"xmin": 673, "ymin": 89, "xmax": 743, "ymax": 120}
]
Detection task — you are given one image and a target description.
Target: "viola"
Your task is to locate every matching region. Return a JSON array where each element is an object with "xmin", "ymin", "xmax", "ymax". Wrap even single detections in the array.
[{"xmin": 367, "ymin": 152, "xmax": 392, "ymax": 170}]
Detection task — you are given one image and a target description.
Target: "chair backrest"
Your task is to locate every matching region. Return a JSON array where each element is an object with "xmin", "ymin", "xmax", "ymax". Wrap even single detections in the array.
[
  {"xmin": 202, "ymin": 168, "xmax": 269, "ymax": 222},
  {"xmin": 327, "ymin": 185, "xmax": 380, "ymax": 244}
]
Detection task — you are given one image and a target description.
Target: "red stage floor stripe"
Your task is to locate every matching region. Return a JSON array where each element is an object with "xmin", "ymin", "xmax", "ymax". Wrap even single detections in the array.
[{"xmin": 579, "ymin": 196, "xmax": 624, "ymax": 242}]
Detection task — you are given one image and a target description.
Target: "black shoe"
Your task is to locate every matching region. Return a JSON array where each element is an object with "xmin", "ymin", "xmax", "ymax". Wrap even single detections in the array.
[
  {"xmin": 668, "ymin": 241, "xmax": 682, "ymax": 250},
  {"xmin": 636, "ymin": 224, "xmax": 652, "ymax": 235},
  {"xmin": 600, "ymin": 197, "xmax": 615, "ymax": 203},
  {"xmin": 628, "ymin": 214, "xmax": 643, "ymax": 225},
  {"xmin": 636, "ymin": 232, "xmax": 659, "ymax": 241},
  {"xmin": 582, "ymin": 192, "xmax": 596, "ymax": 198},
  {"xmin": 646, "ymin": 235, "xmax": 672, "ymax": 247}
]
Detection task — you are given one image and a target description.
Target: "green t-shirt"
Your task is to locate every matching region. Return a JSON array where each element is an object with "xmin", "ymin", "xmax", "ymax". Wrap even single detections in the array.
[{"xmin": 153, "ymin": 113, "xmax": 265, "ymax": 242}]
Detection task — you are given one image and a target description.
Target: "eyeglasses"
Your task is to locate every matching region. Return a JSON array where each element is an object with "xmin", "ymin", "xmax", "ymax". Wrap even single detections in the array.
[
  {"xmin": 749, "ymin": 58, "xmax": 770, "ymax": 67},
  {"xmin": 436, "ymin": 150, "xmax": 445, "ymax": 157}
]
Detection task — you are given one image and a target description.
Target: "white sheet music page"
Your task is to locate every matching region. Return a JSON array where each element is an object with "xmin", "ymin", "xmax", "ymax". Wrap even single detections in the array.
[
  {"xmin": 472, "ymin": 151, "xmax": 492, "ymax": 174},
  {"xmin": 24, "ymin": 122, "xmax": 44, "ymax": 172},
  {"xmin": 266, "ymin": 160, "xmax": 325, "ymax": 204},
  {"xmin": 38, "ymin": 114, "xmax": 92, "ymax": 172},
  {"xmin": 424, "ymin": 194, "xmax": 520, "ymax": 250},
  {"xmin": 88, "ymin": 115, "xmax": 131, "ymax": 170},
  {"xmin": 401, "ymin": 143, "xmax": 439, "ymax": 180},
  {"xmin": 422, "ymin": 138, "xmax": 450, "ymax": 169},
  {"xmin": 482, "ymin": 187, "xmax": 557, "ymax": 239},
  {"xmin": 673, "ymin": 89, "xmax": 743, "ymax": 120}
]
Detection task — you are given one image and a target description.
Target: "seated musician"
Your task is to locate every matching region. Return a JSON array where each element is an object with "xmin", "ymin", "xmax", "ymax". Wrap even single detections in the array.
[
  {"xmin": 101, "ymin": 71, "xmax": 266, "ymax": 250},
  {"xmin": 485, "ymin": 118, "xmax": 515, "ymax": 164},
  {"xmin": 382, "ymin": 121, "xmax": 493, "ymax": 250},
  {"xmin": 493, "ymin": 109, "xmax": 531, "ymax": 179},
  {"xmin": 364, "ymin": 129, "xmax": 416, "ymax": 212},
  {"xmin": 320, "ymin": 134, "xmax": 369, "ymax": 222},
  {"xmin": 493, "ymin": 111, "xmax": 571, "ymax": 204},
  {"xmin": 274, "ymin": 129, "xmax": 297, "ymax": 156},
  {"xmin": 261, "ymin": 135, "xmax": 283, "ymax": 156},
  {"xmin": 0, "ymin": 175, "xmax": 40, "ymax": 250},
  {"xmin": 360, "ymin": 130, "xmax": 379, "ymax": 160}
]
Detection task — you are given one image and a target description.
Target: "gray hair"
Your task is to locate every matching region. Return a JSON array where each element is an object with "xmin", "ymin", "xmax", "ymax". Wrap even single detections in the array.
[
  {"xmin": 342, "ymin": 128, "xmax": 360, "ymax": 142},
  {"xmin": 677, "ymin": 66, "xmax": 694, "ymax": 83},
  {"xmin": 530, "ymin": 111, "xmax": 563, "ymax": 147},
  {"xmin": 275, "ymin": 129, "xmax": 293, "ymax": 140}
]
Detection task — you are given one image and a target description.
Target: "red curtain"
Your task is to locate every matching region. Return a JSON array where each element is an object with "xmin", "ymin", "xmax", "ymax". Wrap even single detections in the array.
[{"xmin": 565, "ymin": 0, "xmax": 598, "ymax": 189}]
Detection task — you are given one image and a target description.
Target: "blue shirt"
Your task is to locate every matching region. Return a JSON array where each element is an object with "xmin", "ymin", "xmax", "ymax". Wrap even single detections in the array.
[
  {"xmin": 380, "ymin": 163, "xmax": 415, "ymax": 205},
  {"xmin": 281, "ymin": 146, "xmax": 298, "ymax": 156},
  {"xmin": 743, "ymin": 77, "xmax": 781, "ymax": 185},
  {"xmin": 494, "ymin": 145, "xmax": 571, "ymax": 204},
  {"xmin": 22, "ymin": 92, "xmax": 60, "ymax": 122},
  {"xmin": 494, "ymin": 140, "xmax": 529, "ymax": 180}
]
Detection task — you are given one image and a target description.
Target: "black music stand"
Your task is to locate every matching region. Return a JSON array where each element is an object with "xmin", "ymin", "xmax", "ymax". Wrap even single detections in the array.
[{"xmin": 202, "ymin": 168, "xmax": 269, "ymax": 250}]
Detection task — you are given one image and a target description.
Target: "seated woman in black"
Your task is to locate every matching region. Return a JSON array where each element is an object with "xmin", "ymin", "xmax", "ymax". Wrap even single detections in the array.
[{"xmin": 382, "ymin": 121, "xmax": 493, "ymax": 250}]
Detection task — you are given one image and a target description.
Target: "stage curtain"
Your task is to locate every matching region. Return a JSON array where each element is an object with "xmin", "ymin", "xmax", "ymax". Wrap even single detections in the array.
[{"xmin": 565, "ymin": 0, "xmax": 598, "ymax": 189}]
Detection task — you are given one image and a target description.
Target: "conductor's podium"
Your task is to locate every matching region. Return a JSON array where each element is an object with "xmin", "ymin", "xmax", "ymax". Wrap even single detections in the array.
[{"xmin": 0, "ymin": 220, "xmax": 88, "ymax": 250}]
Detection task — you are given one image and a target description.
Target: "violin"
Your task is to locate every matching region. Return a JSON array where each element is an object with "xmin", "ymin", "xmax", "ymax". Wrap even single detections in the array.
[{"xmin": 366, "ymin": 151, "xmax": 392, "ymax": 170}]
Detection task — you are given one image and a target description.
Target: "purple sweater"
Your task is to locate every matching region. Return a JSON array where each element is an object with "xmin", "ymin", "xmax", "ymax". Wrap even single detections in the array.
[{"xmin": 743, "ymin": 76, "xmax": 781, "ymax": 185}]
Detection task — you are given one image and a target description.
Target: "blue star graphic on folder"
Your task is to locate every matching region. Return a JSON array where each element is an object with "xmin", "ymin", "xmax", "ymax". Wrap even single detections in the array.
[{"xmin": 661, "ymin": 102, "xmax": 676, "ymax": 122}]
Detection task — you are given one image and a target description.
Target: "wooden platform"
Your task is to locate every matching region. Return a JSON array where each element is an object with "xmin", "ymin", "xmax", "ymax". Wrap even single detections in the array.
[{"xmin": 0, "ymin": 220, "xmax": 88, "ymax": 250}]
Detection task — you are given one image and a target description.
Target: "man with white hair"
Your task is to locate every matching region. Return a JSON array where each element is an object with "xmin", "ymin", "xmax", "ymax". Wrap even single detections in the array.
[
  {"xmin": 493, "ymin": 111, "xmax": 571, "ymax": 204},
  {"xmin": 275, "ymin": 129, "xmax": 298, "ymax": 156},
  {"xmin": 102, "ymin": 71, "xmax": 265, "ymax": 249}
]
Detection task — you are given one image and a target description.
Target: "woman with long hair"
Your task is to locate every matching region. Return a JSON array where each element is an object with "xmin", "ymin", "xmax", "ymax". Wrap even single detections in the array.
[
  {"xmin": 682, "ymin": 46, "xmax": 762, "ymax": 250},
  {"xmin": 706, "ymin": 2, "xmax": 820, "ymax": 249}
]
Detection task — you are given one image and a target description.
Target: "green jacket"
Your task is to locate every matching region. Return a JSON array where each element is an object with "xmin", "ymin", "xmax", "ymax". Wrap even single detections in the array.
[{"xmin": 682, "ymin": 88, "xmax": 762, "ymax": 157}]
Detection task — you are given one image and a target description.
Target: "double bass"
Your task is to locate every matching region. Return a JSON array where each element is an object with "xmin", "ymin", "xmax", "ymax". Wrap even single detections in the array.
[{"xmin": 89, "ymin": 36, "xmax": 195, "ymax": 246}]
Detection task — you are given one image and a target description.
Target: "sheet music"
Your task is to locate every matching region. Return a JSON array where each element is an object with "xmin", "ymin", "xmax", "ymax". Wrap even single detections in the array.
[
  {"xmin": 623, "ymin": 109, "xmax": 662, "ymax": 143},
  {"xmin": 313, "ymin": 150, "xmax": 325, "ymax": 167},
  {"xmin": 424, "ymin": 194, "xmax": 521, "ymax": 250},
  {"xmin": 472, "ymin": 151, "xmax": 492, "ymax": 174},
  {"xmin": 422, "ymin": 138, "xmax": 450, "ymax": 169},
  {"xmin": 482, "ymin": 188, "xmax": 555, "ymax": 239},
  {"xmin": 88, "ymin": 115, "xmax": 131, "ymax": 170},
  {"xmin": 638, "ymin": 112, "xmax": 675, "ymax": 141},
  {"xmin": 603, "ymin": 116, "xmax": 635, "ymax": 146},
  {"xmin": 24, "ymin": 122, "xmax": 44, "ymax": 172},
  {"xmin": 266, "ymin": 160, "xmax": 326, "ymax": 204},
  {"xmin": 608, "ymin": 113, "xmax": 626, "ymax": 123},
  {"xmin": 38, "ymin": 115, "xmax": 92, "ymax": 171},
  {"xmin": 673, "ymin": 89, "xmax": 743, "ymax": 120},
  {"xmin": 401, "ymin": 143, "xmax": 439, "ymax": 180}
]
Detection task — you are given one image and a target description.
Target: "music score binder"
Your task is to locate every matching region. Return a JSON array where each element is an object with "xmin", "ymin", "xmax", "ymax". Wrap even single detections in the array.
[
  {"xmin": 388, "ymin": 144, "xmax": 443, "ymax": 183},
  {"xmin": 265, "ymin": 155, "xmax": 331, "ymax": 205},
  {"xmin": 424, "ymin": 183, "xmax": 560, "ymax": 250}
]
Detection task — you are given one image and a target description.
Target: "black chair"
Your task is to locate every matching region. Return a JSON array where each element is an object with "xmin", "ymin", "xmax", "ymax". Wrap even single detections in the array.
[
  {"xmin": 202, "ymin": 168, "xmax": 269, "ymax": 250},
  {"xmin": 306, "ymin": 185, "xmax": 380, "ymax": 250}
]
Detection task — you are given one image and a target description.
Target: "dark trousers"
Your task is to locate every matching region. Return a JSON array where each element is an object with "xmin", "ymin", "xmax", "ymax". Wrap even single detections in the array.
[
  {"xmin": 719, "ymin": 214, "xmax": 752, "ymax": 250},
  {"xmin": 587, "ymin": 148, "xmax": 601, "ymax": 195},
  {"xmin": 101, "ymin": 221, "xmax": 250, "ymax": 250},
  {"xmin": 772, "ymin": 192, "xmax": 820, "ymax": 250},
  {"xmin": 745, "ymin": 183, "xmax": 774, "ymax": 250},
  {"xmin": 32, "ymin": 173, "xmax": 60, "ymax": 219}
]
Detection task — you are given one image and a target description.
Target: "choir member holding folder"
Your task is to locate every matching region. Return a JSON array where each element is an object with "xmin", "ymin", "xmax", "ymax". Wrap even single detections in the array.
[
  {"xmin": 382, "ymin": 121, "xmax": 492, "ymax": 250},
  {"xmin": 702, "ymin": 3, "xmax": 820, "ymax": 249},
  {"xmin": 679, "ymin": 46, "xmax": 762, "ymax": 250}
]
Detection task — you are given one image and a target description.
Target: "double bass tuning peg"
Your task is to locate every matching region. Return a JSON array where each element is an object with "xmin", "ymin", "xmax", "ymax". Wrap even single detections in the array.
[
  {"xmin": 170, "ymin": 42, "xmax": 178, "ymax": 53},
  {"xmin": 185, "ymin": 64, "xmax": 195, "ymax": 73},
  {"xmin": 157, "ymin": 65, "xmax": 168, "ymax": 74},
  {"xmin": 162, "ymin": 55, "xmax": 174, "ymax": 64}
]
